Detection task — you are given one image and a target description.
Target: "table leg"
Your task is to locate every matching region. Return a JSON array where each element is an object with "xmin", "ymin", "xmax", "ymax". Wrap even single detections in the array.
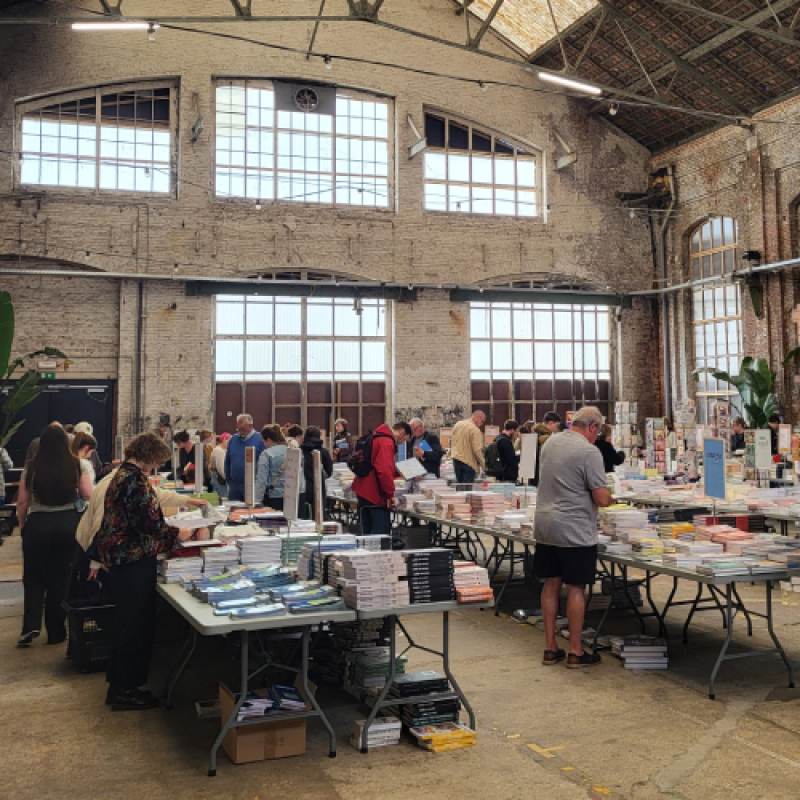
[
  {"xmin": 484, "ymin": 536, "xmax": 500, "ymax": 572},
  {"xmin": 592, "ymin": 561, "xmax": 616, "ymax": 652},
  {"xmin": 731, "ymin": 585, "xmax": 753, "ymax": 636},
  {"xmin": 361, "ymin": 614, "xmax": 398, "ymax": 753},
  {"xmin": 621, "ymin": 566, "xmax": 647, "ymax": 634},
  {"xmin": 708, "ymin": 584, "xmax": 734, "ymax": 700},
  {"xmin": 766, "ymin": 579, "xmax": 795, "ymax": 689},
  {"xmin": 494, "ymin": 541, "xmax": 515, "ymax": 617},
  {"xmin": 644, "ymin": 573, "xmax": 667, "ymax": 640},
  {"xmin": 164, "ymin": 626, "xmax": 197, "ymax": 710},
  {"xmin": 441, "ymin": 611, "xmax": 476, "ymax": 731},
  {"xmin": 208, "ymin": 630, "xmax": 249, "ymax": 777},
  {"xmin": 683, "ymin": 582, "xmax": 704, "ymax": 644},
  {"xmin": 301, "ymin": 627, "xmax": 337, "ymax": 758},
  {"xmin": 707, "ymin": 585, "xmax": 728, "ymax": 629}
]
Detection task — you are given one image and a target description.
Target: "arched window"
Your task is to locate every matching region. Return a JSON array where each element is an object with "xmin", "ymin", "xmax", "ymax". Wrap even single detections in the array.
[
  {"xmin": 214, "ymin": 80, "xmax": 391, "ymax": 208},
  {"xmin": 17, "ymin": 82, "xmax": 176, "ymax": 194},
  {"xmin": 423, "ymin": 112, "xmax": 540, "ymax": 218},
  {"xmin": 691, "ymin": 217, "xmax": 743, "ymax": 423}
]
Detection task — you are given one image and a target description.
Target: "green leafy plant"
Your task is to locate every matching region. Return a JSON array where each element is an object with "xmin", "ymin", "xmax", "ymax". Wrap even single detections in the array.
[
  {"xmin": 0, "ymin": 291, "xmax": 67, "ymax": 449},
  {"xmin": 693, "ymin": 351, "xmax": 800, "ymax": 429}
]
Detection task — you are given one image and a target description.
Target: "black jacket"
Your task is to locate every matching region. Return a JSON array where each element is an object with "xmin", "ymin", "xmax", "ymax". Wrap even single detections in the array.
[
  {"xmin": 730, "ymin": 431, "xmax": 745, "ymax": 452},
  {"xmin": 410, "ymin": 431, "xmax": 445, "ymax": 477},
  {"xmin": 178, "ymin": 446, "xmax": 211, "ymax": 490},
  {"xmin": 595, "ymin": 436, "xmax": 625, "ymax": 473},
  {"xmin": 496, "ymin": 432, "xmax": 519, "ymax": 482},
  {"xmin": 301, "ymin": 438, "xmax": 333, "ymax": 502}
]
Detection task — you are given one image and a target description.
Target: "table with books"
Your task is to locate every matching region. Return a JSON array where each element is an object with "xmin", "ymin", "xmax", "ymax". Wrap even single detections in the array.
[
  {"xmin": 593, "ymin": 551, "xmax": 797, "ymax": 699},
  {"xmin": 353, "ymin": 599, "xmax": 494, "ymax": 752},
  {"xmin": 157, "ymin": 582, "xmax": 357, "ymax": 776}
]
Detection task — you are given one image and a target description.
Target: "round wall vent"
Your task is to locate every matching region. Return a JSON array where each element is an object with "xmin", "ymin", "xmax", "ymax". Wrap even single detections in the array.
[{"xmin": 294, "ymin": 87, "xmax": 319, "ymax": 113}]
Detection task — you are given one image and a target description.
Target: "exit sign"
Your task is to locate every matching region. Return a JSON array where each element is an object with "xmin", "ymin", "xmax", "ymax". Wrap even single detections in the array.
[{"xmin": 40, "ymin": 372, "xmax": 55, "ymax": 379}]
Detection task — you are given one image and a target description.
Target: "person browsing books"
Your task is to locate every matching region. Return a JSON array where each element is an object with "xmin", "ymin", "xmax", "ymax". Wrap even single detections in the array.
[
  {"xmin": 351, "ymin": 423, "xmax": 399, "ymax": 536},
  {"xmin": 594, "ymin": 424, "xmax": 625, "ymax": 473},
  {"xmin": 224, "ymin": 414, "xmax": 265, "ymax": 501},
  {"xmin": 730, "ymin": 417, "xmax": 745, "ymax": 452},
  {"xmin": 332, "ymin": 418, "xmax": 354, "ymax": 463},
  {"xmin": 494, "ymin": 420, "xmax": 520, "ymax": 482},
  {"xmin": 532, "ymin": 406, "xmax": 614, "ymax": 669},
  {"xmin": 409, "ymin": 418, "xmax": 444, "ymax": 477},
  {"xmin": 449, "ymin": 411, "xmax": 486, "ymax": 484}
]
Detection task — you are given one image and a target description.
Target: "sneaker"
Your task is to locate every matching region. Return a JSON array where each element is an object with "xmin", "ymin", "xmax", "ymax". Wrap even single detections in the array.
[
  {"xmin": 110, "ymin": 688, "xmax": 160, "ymax": 712},
  {"xmin": 17, "ymin": 630, "xmax": 40, "ymax": 648},
  {"xmin": 541, "ymin": 648, "xmax": 566, "ymax": 666},
  {"xmin": 567, "ymin": 651, "xmax": 601, "ymax": 669}
]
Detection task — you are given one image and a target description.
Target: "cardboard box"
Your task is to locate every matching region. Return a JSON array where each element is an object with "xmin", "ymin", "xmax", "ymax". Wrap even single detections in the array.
[{"xmin": 218, "ymin": 677, "xmax": 314, "ymax": 764}]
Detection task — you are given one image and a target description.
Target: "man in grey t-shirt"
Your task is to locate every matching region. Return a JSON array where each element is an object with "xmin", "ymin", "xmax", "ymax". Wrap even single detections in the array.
[{"xmin": 533, "ymin": 406, "xmax": 614, "ymax": 669}]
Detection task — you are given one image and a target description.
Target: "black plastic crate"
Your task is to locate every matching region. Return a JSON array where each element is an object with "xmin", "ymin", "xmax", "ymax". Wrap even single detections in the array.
[{"xmin": 63, "ymin": 601, "xmax": 115, "ymax": 673}]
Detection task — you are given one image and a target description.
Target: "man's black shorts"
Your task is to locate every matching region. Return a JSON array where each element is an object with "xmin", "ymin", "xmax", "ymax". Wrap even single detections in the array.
[{"xmin": 532, "ymin": 543, "xmax": 598, "ymax": 586}]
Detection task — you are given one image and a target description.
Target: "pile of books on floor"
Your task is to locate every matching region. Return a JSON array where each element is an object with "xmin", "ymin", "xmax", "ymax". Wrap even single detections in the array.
[
  {"xmin": 350, "ymin": 716, "xmax": 402, "ymax": 751},
  {"xmin": 383, "ymin": 670, "xmax": 460, "ymax": 727},
  {"xmin": 335, "ymin": 550, "xmax": 410, "ymax": 610},
  {"xmin": 234, "ymin": 683, "xmax": 308, "ymax": 721},
  {"xmin": 201, "ymin": 545, "xmax": 240, "ymax": 576},
  {"xmin": 409, "ymin": 723, "xmax": 477, "ymax": 752},
  {"xmin": 236, "ymin": 536, "xmax": 282, "ymax": 565},
  {"xmin": 329, "ymin": 618, "xmax": 393, "ymax": 695},
  {"xmin": 403, "ymin": 549, "xmax": 455, "ymax": 604},
  {"xmin": 612, "ymin": 635, "xmax": 668, "ymax": 670},
  {"xmin": 453, "ymin": 561, "xmax": 493, "ymax": 604},
  {"xmin": 160, "ymin": 556, "xmax": 203, "ymax": 584},
  {"xmin": 351, "ymin": 646, "xmax": 407, "ymax": 689}
]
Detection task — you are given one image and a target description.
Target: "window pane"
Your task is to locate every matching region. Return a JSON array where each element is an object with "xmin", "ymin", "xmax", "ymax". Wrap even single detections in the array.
[
  {"xmin": 554, "ymin": 311, "xmax": 571, "ymax": 340},
  {"xmin": 361, "ymin": 303, "xmax": 384, "ymax": 337},
  {"xmin": 513, "ymin": 342, "xmax": 533, "ymax": 371},
  {"xmin": 307, "ymin": 340, "xmax": 333, "ymax": 373},
  {"xmin": 471, "ymin": 340, "xmax": 491, "ymax": 370},
  {"xmin": 217, "ymin": 302, "xmax": 244, "ymax": 335},
  {"xmin": 216, "ymin": 340, "xmax": 244, "ymax": 373},
  {"xmin": 275, "ymin": 301, "xmax": 301, "ymax": 335},
  {"xmin": 596, "ymin": 311, "xmax": 608, "ymax": 340},
  {"xmin": 334, "ymin": 302, "xmax": 360, "ymax": 336},
  {"xmin": 334, "ymin": 340, "xmax": 360, "ymax": 373},
  {"xmin": 246, "ymin": 340, "xmax": 272, "ymax": 373},
  {"xmin": 246, "ymin": 301, "xmax": 272, "ymax": 335},
  {"xmin": 555, "ymin": 342, "xmax": 572, "ymax": 370},
  {"xmin": 492, "ymin": 308, "xmax": 511, "ymax": 339},
  {"xmin": 492, "ymin": 341, "xmax": 512, "ymax": 372},
  {"xmin": 471, "ymin": 307, "xmax": 489, "ymax": 339},
  {"xmin": 471, "ymin": 155, "xmax": 492, "ymax": 184},
  {"xmin": 362, "ymin": 341, "xmax": 386, "ymax": 374},
  {"xmin": 274, "ymin": 340, "xmax": 301, "ymax": 372},
  {"xmin": 513, "ymin": 308, "xmax": 532, "ymax": 339},
  {"xmin": 535, "ymin": 342, "xmax": 553, "ymax": 371},
  {"xmin": 425, "ymin": 152, "xmax": 446, "ymax": 180},
  {"xmin": 424, "ymin": 183, "xmax": 447, "ymax": 211},
  {"xmin": 307, "ymin": 302, "xmax": 333, "ymax": 336},
  {"xmin": 535, "ymin": 311, "xmax": 553, "ymax": 339}
]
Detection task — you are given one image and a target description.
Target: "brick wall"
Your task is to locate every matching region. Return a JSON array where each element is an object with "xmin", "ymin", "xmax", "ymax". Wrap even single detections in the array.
[
  {"xmin": 0, "ymin": 0, "xmax": 656, "ymax": 433},
  {"xmin": 652, "ymin": 95, "xmax": 800, "ymax": 423}
]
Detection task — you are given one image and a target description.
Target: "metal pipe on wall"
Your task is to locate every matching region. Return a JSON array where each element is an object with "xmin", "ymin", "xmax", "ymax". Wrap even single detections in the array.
[{"xmin": 658, "ymin": 165, "xmax": 676, "ymax": 421}]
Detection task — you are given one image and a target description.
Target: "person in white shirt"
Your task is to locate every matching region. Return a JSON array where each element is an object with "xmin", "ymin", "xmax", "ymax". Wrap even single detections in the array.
[{"xmin": 210, "ymin": 433, "xmax": 230, "ymax": 499}]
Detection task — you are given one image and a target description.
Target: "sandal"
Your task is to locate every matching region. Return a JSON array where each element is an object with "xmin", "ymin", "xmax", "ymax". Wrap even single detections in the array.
[{"xmin": 541, "ymin": 648, "xmax": 566, "ymax": 666}]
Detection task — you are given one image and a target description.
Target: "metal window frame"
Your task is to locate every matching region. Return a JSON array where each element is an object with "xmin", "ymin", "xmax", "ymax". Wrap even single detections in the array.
[
  {"xmin": 15, "ymin": 80, "xmax": 178, "ymax": 197},
  {"xmin": 690, "ymin": 218, "xmax": 743, "ymax": 424},
  {"xmin": 213, "ymin": 79, "xmax": 393, "ymax": 210},
  {"xmin": 422, "ymin": 110, "xmax": 541, "ymax": 219},
  {"xmin": 214, "ymin": 293, "xmax": 388, "ymax": 432},
  {"xmin": 468, "ymin": 300, "xmax": 612, "ymax": 422}
]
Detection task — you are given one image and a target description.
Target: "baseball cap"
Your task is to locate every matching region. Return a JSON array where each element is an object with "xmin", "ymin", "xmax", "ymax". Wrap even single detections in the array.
[{"xmin": 219, "ymin": 432, "xmax": 232, "ymax": 441}]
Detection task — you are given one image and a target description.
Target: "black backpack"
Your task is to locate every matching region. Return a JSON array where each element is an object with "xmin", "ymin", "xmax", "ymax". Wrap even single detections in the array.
[
  {"xmin": 348, "ymin": 429, "xmax": 394, "ymax": 478},
  {"xmin": 484, "ymin": 440, "xmax": 504, "ymax": 477}
]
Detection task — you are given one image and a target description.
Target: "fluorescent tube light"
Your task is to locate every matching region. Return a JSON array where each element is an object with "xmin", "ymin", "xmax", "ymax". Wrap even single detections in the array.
[
  {"xmin": 538, "ymin": 72, "xmax": 602, "ymax": 96},
  {"xmin": 72, "ymin": 21, "xmax": 157, "ymax": 31}
]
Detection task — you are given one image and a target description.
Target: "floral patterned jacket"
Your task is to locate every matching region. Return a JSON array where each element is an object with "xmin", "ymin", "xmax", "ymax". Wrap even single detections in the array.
[{"xmin": 95, "ymin": 462, "xmax": 179, "ymax": 568}]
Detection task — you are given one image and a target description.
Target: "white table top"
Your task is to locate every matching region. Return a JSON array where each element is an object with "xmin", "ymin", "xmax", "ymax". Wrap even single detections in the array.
[
  {"xmin": 157, "ymin": 583, "xmax": 357, "ymax": 635},
  {"xmin": 356, "ymin": 599, "xmax": 494, "ymax": 620}
]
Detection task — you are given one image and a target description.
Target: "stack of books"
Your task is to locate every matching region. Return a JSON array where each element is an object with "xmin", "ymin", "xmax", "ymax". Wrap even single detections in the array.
[
  {"xmin": 350, "ymin": 717, "xmax": 402, "ymax": 751},
  {"xmin": 403, "ymin": 549, "xmax": 455, "ymax": 604},
  {"xmin": 352, "ymin": 647, "xmax": 407, "ymax": 689},
  {"xmin": 160, "ymin": 557, "xmax": 203, "ymax": 584},
  {"xmin": 279, "ymin": 531, "xmax": 321, "ymax": 564},
  {"xmin": 453, "ymin": 562, "xmax": 493, "ymax": 604},
  {"xmin": 229, "ymin": 603, "xmax": 286, "ymax": 620},
  {"xmin": 409, "ymin": 722, "xmax": 476, "ymax": 752},
  {"xmin": 336, "ymin": 550, "xmax": 409, "ymax": 610},
  {"xmin": 271, "ymin": 684, "xmax": 306, "ymax": 711},
  {"xmin": 613, "ymin": 635, "xmax": 668, "ymax": 669},
  {"xmin": 201, "ymin": 545, "xmax": 240, "ymax": 576},
  {"xmin": 695, "ymin": 560, "xmax": 752, "ymax": 577},
  {"xmin": 468, "ymin": 491, "xmax": 506, "ymax": 527},
  {"xmin": 236, "ymin": 536, "xmax": 282, "ymax": 565},
  {"xmin": 384, "ymin": 670, "xmax": 459, "ymax": 727},
  {"xmin": 252, "ymin": 511, "xmax": 289, "ymax": 532},
  {"xmin": 236, "ymin": 565, "xmax": 294, "ymax": 592},
  {"xmin": 296, "ymin": 535, "xmax": 358, "ymax": 581}
]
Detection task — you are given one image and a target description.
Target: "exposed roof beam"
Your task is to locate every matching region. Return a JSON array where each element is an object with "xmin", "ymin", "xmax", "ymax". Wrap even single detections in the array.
[
  {"xmin": 306, "ymin": 0, "xmax": 326, "ymax": 59},
  {"xmin": 589, "ymin": 0, "xmax": 797, "ymax": 108},
  {"xmin": 527, "ymin": 7, "xmax": 603, "ymax": 62},
  {"xmin": 229, "ymin": 0, "xmax": 251, "ymax": 18},
  {"xmin": 593, "ymin": 0, "xmax": 749, "ymax": 114},
  {"xmin": 652, "ymin": 0, "xmax": 800, "ymax": 48},
  {"xmin": 468, "ymin": 0, "xmax": 505, "ymax": 49},
  {"xmin": 347, "ymin": 0, "xmax": 387, "ymax": 19}
]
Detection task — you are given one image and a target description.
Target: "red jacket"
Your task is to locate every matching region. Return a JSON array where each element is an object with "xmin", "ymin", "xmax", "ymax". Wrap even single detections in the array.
[{"xmin": 352, "ymin": 424, "xmax": 397, "ymax": 508}]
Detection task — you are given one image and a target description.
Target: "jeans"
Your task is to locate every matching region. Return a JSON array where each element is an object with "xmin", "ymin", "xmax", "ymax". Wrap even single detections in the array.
[
  {"xmin": 22, "ymin": 509, "xmax": 80, "ymax": 640},
  {"xmin": 210, "ymin": 474, "xmax": 228, "ymax": 500},
  {"xmin": 227, "ymin": 480, "xmax": 244, "ymax": 502},
  {"xmin": 106, "ymin": 557, "xmax": 158, "ymax": 692},
  {"xmin": 357, "ymin": 498, "xmax": 392, "ymax": 536},
  {"xmin": 453, "ymin": 460, "xmax": 477, "ymax": 485}
]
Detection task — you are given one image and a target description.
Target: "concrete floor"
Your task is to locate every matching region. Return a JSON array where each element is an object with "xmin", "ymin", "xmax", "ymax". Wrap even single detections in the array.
[{"xmin": 2, "ymin": 530, "xmax": 800, "ymax": 800}]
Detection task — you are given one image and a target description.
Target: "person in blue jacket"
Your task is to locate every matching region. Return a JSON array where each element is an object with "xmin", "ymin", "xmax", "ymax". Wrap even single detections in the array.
[{"xmin": 224, "ymin": 414, "xmax": 265, "ymax": 501}]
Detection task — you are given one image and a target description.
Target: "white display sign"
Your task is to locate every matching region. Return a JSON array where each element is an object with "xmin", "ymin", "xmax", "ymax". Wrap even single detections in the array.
[
  {"xmin": 283, "ymin": 446, "xmax": 302, "ymax": 521},
  {"xmin": 194, "ymin": 441, "xmax": 205, "ymax": 492},
  {"xmin": 518, "ymin": 433, "xmax": 538, "ymax": 480},
  {"xmin": 755, "ymin": 429, "xmax": 773, "ymax": 470},
  {"xmin": 244, "ymin": 446, "xmax": 256, "ymax": 507}
]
